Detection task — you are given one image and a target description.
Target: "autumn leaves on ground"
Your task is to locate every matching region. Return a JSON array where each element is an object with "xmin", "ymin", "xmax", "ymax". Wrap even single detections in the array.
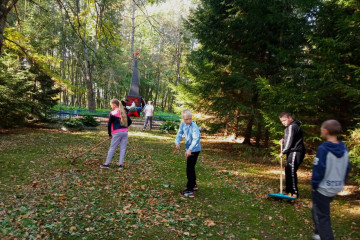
[{"xmin": 0, "ymin": 128, "xmax": 359, "ymax": 239}]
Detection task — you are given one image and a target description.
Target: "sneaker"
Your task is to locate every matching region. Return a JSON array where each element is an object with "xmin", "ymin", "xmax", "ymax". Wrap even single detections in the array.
[
  {"xmin": 312, "ymin": 234, "xmax": 320, "ymax": 240},
  {"xmin": 100, "ymin": 164, "xmax": 110, "ymax": 168},
  {"xmin": 118, "ymin": 165, "xmax": 124, "ymax": 169},
  {"xmin": 184, "ymin": 185, "xmax": 198, "ymax": 191},
  {"xmin": 180, "ymin": 190, "xmax": 195, "ymax": 198}
]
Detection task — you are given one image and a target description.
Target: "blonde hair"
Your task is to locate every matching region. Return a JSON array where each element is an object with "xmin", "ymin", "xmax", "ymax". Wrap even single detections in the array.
[
  {"xmin": 110, "ymin": 99, "xmax": 128, "ymax": 127},
  {"xmin": 182, "ymin": 109, "xmax": 192, "ymax": 117}
]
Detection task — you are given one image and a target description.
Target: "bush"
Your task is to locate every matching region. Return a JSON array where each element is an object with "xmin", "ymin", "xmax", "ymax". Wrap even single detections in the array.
[
  {"xmin": 346, "ymin": 127, "xmax": 360, "ymax": 185},
  {"xmin": 159, "ymin": 120, "xmax": 179, "ymax": 133},
  {"xmin": 79, "ymin": 116, "xmax": 99, "ymax": 127},
  {"xmin": 63, "ymin": 118, "xmax": 84, "ymax": 130}
]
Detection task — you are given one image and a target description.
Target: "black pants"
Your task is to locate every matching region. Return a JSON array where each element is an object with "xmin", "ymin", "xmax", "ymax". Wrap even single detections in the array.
[
  {"xmin": 312, "ymin": 190, "xmax": 334, "ymax": 240},
  {"xmin": 285, "ymin": 151, "xmax": 304, "ymax": 195},
  {"xmin": 186, "ymin": 151, "xmax": 200, "ymax": 191}
]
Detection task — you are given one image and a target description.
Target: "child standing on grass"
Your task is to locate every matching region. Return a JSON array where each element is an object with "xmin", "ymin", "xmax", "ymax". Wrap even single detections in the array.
[
  {"xmin": 100, "ymin": 99, "xmax": 132, "ymax": 169},
  {"xmin": 279, "ymin": 112, "xmax": 306, "ymax": 198},
  {"xmin": 175, "ymin": 109, "xmax": 201, "ymax": 198},
  {"xmin": 143, "ymin": 101, "xmax": 154, "ymax": 131},
  {"xmin": 311, "ymin": 120, "xmax": 350, "ymax": 240}
]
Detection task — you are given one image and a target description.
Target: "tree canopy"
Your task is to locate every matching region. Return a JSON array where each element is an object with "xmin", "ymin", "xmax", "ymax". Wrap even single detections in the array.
[{"xmin": 1, "ymin": 0, "xmax": 359, "ymax": 144}]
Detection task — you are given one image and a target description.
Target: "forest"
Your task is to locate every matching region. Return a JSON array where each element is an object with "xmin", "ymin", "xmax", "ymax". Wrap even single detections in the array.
[
  {"xmin": 1, "ymin": 0, "xmax": 360, "ymax": 163},
  {"xmin": 0, "ymin": 0, "xmax": 360, "ymax": 239}
]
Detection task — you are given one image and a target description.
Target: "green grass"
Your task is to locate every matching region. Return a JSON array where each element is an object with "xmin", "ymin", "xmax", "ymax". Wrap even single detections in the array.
[{"xmin": 0, "ymin": 128, "xmax": 359, "ymax": 239}]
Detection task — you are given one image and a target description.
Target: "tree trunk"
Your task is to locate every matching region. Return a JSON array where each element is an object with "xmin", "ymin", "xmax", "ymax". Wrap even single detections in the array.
[
  {"xmin": 243, "ymin": 92, "xmax": 259, "ymax": 145},
  {"xmin": 130, "ymin": 0, "xmax": 136, "ymax": 67},
  {"xmin": 154, "ymin": 64, "xmax": 161, "ymax": 109},
  {"xmin": 264, "ymin": 128, "xmax": 270, "ymax": 148},
  {"xmin": 243, "ymin": 115, "xmax": 254, "ymax": 145},
  {"xmin": 0, "ymin": 0, "xmax": 19, "ymax": 55},
  {"xmin": 83, "ymin": 35, "xmax": 96, "ymax": 111},
  {"xmin": 256, "ymin": 122, "xmax": 262, "ymax": 147}
]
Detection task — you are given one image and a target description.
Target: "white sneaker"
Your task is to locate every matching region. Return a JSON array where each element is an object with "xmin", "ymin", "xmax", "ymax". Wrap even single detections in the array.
[{"xmin": 312, "ymin": 234, "xmax": 321, "ymax": 240}]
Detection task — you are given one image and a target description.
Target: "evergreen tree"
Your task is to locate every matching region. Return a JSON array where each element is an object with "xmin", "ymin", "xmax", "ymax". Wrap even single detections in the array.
[
  {"xmin": 181, "ymin": 0, "xmax": 315, "ymax": 145},
  {"xmin": 308, "ymin": 0, "xmax": 360, "ymax": 128}
]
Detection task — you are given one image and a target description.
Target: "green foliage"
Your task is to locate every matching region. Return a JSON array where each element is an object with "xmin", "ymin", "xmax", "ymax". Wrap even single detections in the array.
[
  {"xmin": 181, "ymin": 0, "xmax": 315, "ymax": 145},
  {"xmin": 154, "ymin": 111, "xmax": 180, "ymax": 122},
  {"xmin": 180, "ymin": 0, "xmax": 360, "ymax": 151},
  {"xmin": 79, "ymin": 116, "xmax": 100, "ymax": 127},
  {"xmin": 346, "ymin": 127, "xmax": 360, "ymax": 185},
  {"xmin": 62, "ymin": 118, "xmax": 84, "ymax": 130},
  {"xmin": 159, "ymin": 120, "xmax": 179, "ymax": 133},
  {"xmin": 0, "ymin": 57, "xmax": 33, "ymax": 127},
  {"xmin": 0, "ymin": 53, "xmax": 59, "ymax": 128}
]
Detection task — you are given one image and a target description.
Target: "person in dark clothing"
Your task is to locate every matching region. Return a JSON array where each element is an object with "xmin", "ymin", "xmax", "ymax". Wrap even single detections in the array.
[
  {"xmin": 311, "ymin": 120, "xmax": 350, "ymax": 240},
  {"xmin": 279, "ymin": 112, "xmax": 306, "ymax": 198},
  {"xmin": 121, "ymin": 99, "xmax": 129, "ymax": 113}
]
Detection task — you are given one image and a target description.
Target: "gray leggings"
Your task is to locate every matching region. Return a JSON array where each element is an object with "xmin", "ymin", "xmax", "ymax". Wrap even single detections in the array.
[{"xmin": 105, "ymin": 131, "xmax": 128, "ymax": 165}]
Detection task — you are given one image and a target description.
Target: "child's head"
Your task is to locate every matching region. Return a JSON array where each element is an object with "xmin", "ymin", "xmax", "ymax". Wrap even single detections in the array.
[
  {"xmin": 182, "ymin": 109, "xmax": 192, "ymax": 125},
  {"xmin": 321, "ymin": 120, "xmax": 342, "ymax": 138},
  {"xmin": 110, "ymin": 99, "xmax": 120, "ymax": 109},
  {"xmin": 148, "ymin": 101, "xmax": 152, "ymax": 105},
  {"xmin": 279, "ymin": 112, "xmax": 293, "ymax": 127}
]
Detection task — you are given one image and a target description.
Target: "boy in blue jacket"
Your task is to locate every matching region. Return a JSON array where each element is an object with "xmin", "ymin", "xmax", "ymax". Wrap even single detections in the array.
[
  {"xmin": 175, "ymin": 109, "xmax": 201, "ymax": 198},
  {"xmin": 311, "ymin": 120, "xmax": 350, "ymax": 240}
]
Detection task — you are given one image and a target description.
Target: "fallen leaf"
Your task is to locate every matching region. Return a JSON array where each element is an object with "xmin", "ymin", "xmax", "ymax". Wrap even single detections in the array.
[{"xmin": 204, "ymin": 219, "xmax": 216, "ymax": 227}]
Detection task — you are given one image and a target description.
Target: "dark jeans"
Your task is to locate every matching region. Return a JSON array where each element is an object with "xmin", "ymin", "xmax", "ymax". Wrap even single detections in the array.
[
  {"xmin": 285, "ymin": 151, "xmax": 304, "ymax": 195},
  {"xmin": 143, "ymin": 116, "xmax": 153, "ymax": 129},
  {"xmin": 312, "ymin": 190, "xmax": 334, "ymax": 240},
  {"xmin": 186, "ymin": 151, "xmax": 200, "ymax": 191}
]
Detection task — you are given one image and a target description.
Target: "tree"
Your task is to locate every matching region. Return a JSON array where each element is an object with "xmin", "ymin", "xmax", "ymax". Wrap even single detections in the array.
[
  {"xmin": 181, "ymin": 0, "xmax": 315, "ymax": 145},
  {"xmin": 308, "ymin": 0, "xmax": 360, "ymax": 128},
  {"xmin": 0, "ymin": 0, "xmax": 19, "ymax": 54}
]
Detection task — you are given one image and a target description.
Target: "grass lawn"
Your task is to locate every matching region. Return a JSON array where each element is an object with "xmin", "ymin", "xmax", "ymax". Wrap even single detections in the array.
[{"xmin": 0, "ymin": 127, "xmax": 359, "ymax": 239}]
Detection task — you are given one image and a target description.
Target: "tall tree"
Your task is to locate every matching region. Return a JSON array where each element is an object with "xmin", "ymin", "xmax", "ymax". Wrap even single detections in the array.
[{"xmin": 181, "ymin": 0, "xmax": 315, "ymax": 145}]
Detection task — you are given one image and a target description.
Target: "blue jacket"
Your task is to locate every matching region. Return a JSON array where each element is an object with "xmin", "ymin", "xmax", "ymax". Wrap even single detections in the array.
[
  {"xmin": 175, "ymin": 121, "xmax": 201, "ymax": 152},
  {"xmin": 311, "ymin": 141, "xmax": 351, "ymax": 197}
]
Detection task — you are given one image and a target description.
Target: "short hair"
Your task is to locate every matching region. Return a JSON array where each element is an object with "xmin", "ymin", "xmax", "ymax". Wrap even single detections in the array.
[
  {"xmin": 110, "ymin": 99, "xmax": 120, "ymax": 106},
  {"xmin": 182, "ymin": 109, "xmax": 192, "ymax": 117},
  {"xmin": 321, "ymin": 120, "xmax": 342, "ymax": 136},
  {"xmin": 148, "ymin": 101, "xmax": 152, "ymax": 104},
  {"xmin": 279, "ymin": 112, "xmax": 291, "ymax": 118}
]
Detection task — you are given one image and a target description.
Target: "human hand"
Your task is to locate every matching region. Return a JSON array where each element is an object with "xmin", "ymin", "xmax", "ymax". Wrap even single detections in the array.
[
  {"xmin": 175, "ymin": 144, "xmax": 180, "ymax": 150},
  {"xmin": 185, "ymin": 150, "xmax": 192, "ymax": 158},
  {"xmin": 279, "ymin": 138, "xmax": 284, "ymax": 145},
  {"xmin": 279, "ymin": 153, "xmax": 283, "ymax": 158}
]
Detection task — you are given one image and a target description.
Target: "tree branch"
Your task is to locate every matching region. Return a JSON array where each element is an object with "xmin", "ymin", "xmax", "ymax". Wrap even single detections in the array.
[{"xmin": 55, "ymin": 0, "xmax": 96, "ymax": 54}]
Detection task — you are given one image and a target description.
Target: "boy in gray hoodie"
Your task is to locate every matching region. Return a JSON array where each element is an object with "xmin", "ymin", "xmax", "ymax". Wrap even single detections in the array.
[{"xmin": 311, "ymin": 120, "xmax": 351, "ymax": 240}]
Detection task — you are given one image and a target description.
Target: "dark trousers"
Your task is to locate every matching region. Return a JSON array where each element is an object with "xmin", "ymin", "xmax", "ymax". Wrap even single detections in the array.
[
  {"xmin": 312, "ymin": 190, "xmax": 334, "ymax": 240},
  {"xmin": 285, "ymin": 151, "xmax": 304, "ymax": 195},
  {"xmin": 186, "ymin": 151, "xmax": 200, "ymax": 191},
  {"xmin": 143, "ymin": 116, "xmax": 153, "ymax": 129}
]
